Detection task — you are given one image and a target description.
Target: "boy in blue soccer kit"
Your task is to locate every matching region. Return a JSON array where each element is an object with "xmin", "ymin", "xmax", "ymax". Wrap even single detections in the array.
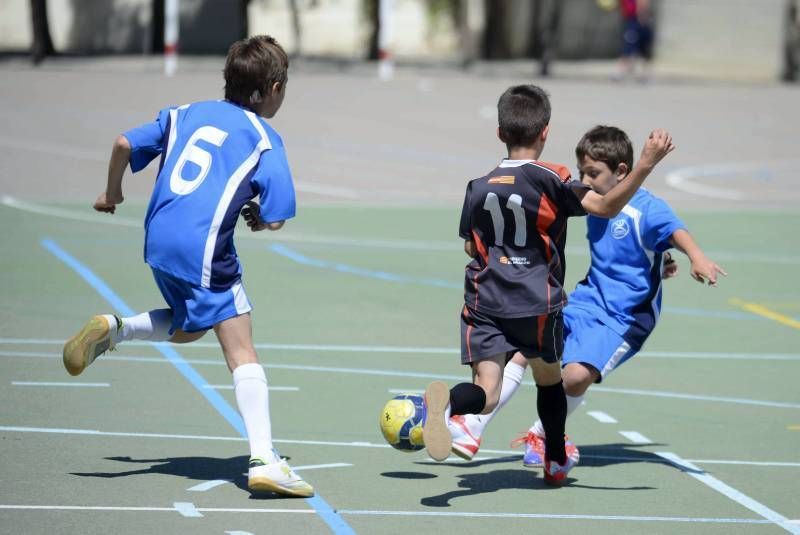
[
  {"xmin": 422, "ymin": 86, "xmax": 675, "ymax": 485},
  {"xmin": 448, "ymin": 125, "xmax": 726, "ymax": 466},
  {"xmin": 62, "ymin": 36, "xmax": 314, "ymax": 497}
]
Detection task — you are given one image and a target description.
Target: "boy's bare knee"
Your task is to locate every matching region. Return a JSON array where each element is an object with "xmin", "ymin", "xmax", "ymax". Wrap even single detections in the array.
[
  {"xmin": 562, "ymin": 363, "xmax": 598, "ymax": 396},
  {"xmin": 169, "ymin": 329, "xmax": 208, "ymax": 344},
  {"xmin": 530, "ymin": 358, "xmax": 562, "ymax": 386}
]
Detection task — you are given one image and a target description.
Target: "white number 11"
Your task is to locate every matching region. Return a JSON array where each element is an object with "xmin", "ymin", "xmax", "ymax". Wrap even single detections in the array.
[{"xmin": 482, "ymin": 192, "xmax": 526, "ymax": 246}]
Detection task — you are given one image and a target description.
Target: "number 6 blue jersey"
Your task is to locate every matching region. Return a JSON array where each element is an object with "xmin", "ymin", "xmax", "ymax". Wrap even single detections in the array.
[
  {"xmin": 123, "ymin": 100, "xmax": 296, "ymax": 290},
  {"xmin": 458, "ymin": 159, "xmax": 588, "ymax": 318}
]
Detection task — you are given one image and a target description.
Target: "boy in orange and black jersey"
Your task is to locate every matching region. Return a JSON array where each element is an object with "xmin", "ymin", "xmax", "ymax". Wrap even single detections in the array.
[{"xmin": 422, "ymin": 85, "xmax": 675, "ymax": 485}]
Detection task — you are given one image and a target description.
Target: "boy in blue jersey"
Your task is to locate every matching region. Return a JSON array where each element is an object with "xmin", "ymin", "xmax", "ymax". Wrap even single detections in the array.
[
  {"xmin": 421, "ymin": 85, "xmax": 675, "ymax": 486},
  {"xmin": 61, "ymin": 35, "xmax": 314, "ymax": 497},
  {"xmin": 448, "ymin": 125, "xmax": 726, "ymax": 466}
]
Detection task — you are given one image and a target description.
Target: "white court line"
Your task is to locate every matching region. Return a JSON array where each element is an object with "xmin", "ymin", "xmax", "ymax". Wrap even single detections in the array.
[
  {"xmin": 190, "ymin": 464, "xmax": 352, "ymax": 492},
  {"xmin": 4, "ymin": 195, "xmax": 800, "ymax": 261},
  {"xmin": 619, "ymin": 431, "xmax": 652, "ymax": 444},
  {"xmin": 174, "ymin": 502, "xmax": 203, "ymax": 518},
  {"xmin": 3, "ymin": 425, "xmax": 799, "ymax": 468},
  {"xmin": 11, "ymin": 381, "xmax": 110, "ymax": 388},
  {"xmin": 4, "ymin": 338, "xmax": 800, "ymax": 361},
  {"xmin": 587, "ymin": 411, "xmax": 618, "ymax": 423},
  {"xmin": 3, "ymin": 349, "xmax": 799, "ymax": 410},
  {"xmin": 656, "ymin": 452, "xmax": 800, "ymax": 534},
  {"xmin": 665, "ymin": 159, "xmax": 800, "ymax": 201},
  {"xmin": 202, "ymin": 385, "xmax": 299, "ymax": 391},
  {"xmin": 388, "ymin": 389, "xmax": 425, "ymax": 394},
  {"xmin": 188, "ymin": 480, "xmax": 230, "ymax": 492},
  {"xmin": 0, "ymin": 503, "xmax": 774, "ymax": 525},
  {"xmin": 0, "ymin": 504, "xmax": 315, "ymax": 515}
]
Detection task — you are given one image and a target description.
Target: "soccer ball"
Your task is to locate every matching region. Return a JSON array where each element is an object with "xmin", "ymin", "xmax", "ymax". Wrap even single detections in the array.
[{"xmin": 379, "ymin": 393, "xmax": 426, "ymax": 452}]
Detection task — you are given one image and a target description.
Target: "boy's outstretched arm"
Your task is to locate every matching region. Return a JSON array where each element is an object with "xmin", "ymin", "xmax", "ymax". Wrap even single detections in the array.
[
  {"xmin": 94, "ymin": 135, "xmax": 131, "ymax": 214},
  {"xmin": 241, "ymin": 200, "xmax": 285, "ymax": 232},
  {"xmin": 669, "ymin": 228, "xmax": 727, "ymax": 286},
  {"xmin": 578, "ymin": 129, "xmax": 675, "ymax": 218}
]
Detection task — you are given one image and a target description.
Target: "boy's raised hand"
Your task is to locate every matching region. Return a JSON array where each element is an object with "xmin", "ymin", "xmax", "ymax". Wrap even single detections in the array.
[{"xmin": 639, "ymin": 129, "xmax": 675, "ymax": 169}]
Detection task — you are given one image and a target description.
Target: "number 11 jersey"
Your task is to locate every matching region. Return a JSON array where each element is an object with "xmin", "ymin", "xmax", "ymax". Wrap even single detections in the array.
[{"xmin": 458, "ymin": 159, "xmax": 588, "ymax": 318}]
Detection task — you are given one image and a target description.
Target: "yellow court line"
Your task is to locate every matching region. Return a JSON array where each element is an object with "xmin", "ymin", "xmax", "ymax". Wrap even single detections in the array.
[
  {"xmin": 789, "ymin": 425, "xmax": 800, "ymax": 431},
  {"xmin": 730, "ymin": 298, "xmax": 800, "ymax": 330}
]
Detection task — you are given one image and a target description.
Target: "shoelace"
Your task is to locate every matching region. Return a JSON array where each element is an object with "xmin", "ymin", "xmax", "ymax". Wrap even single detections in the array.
[{"xmin": 509, "ymin": 430, "xmax": 539, "ymax": 449}]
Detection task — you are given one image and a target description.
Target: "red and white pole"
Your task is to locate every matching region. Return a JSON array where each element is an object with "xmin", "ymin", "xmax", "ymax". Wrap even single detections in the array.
[
  {"xmin": 377, "ymin": 0, "xmax": 394, "ymax": 80},
  {"xmin": 164, "ymin": 0, "xmax": 179, "ymax": 76}
]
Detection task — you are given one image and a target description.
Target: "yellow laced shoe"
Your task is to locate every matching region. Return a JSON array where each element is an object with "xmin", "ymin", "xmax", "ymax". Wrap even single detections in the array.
[
  {"xmin": 62, "ymin": 315, "xmax": 117, "ymax": 376},
  {"xmin": 248, "ymin": 456, "xmax": 314, "ymax": 497}
]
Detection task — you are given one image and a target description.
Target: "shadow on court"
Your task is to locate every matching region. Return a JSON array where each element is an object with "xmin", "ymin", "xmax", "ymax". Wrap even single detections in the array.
[
  {"xmin": 405, "ymin": 443, "xmax": 670, "ymax": 506},
  {"xmin": 71, "ymin": 455, "xmax": 260, "ymax": 496}
]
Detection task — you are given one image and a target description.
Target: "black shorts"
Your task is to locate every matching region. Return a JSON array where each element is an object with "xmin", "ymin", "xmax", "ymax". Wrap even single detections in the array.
[{"xmin": 460, "ymin": 305, "xmax": 564, "ymax": 365}]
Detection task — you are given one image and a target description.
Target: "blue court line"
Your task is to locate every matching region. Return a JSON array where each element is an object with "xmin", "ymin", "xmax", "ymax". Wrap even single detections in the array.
[
  {"xmin": 269, "ymin": 243, "xmax": 460, "ymax": 289},
  {"xmin": 270, "ymin": 243, "xmax": 761, "ymax": 321},
  {"xmin": 41, "ymin": 238, "xmax": 355, "ymax": 535}
]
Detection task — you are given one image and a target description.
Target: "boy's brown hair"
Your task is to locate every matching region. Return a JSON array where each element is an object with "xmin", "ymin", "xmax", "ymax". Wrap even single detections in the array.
[
  {"xmin": 224, "ymin": 35, "xmax": 288, "ymax": 108},
  {"xmin": 497, "ymin": 85, "xmax": 551, "ymax": 149},
  {"xmin": 576, "ymin": 125, "xmax": 634, "ymax": 171}
]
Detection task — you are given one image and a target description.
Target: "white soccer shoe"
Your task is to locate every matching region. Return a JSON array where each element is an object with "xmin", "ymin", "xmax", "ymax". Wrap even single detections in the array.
[
  {"xmin": 248, "ymin": 456, "xmax": 314, "ymax": 497},
  {"xmin": 449, "ymin": 414, "xmax": 482, "ymax": 461},
  {"xmin": 62, "ymin": 315, "xmax": 118, "ymax": 376}
]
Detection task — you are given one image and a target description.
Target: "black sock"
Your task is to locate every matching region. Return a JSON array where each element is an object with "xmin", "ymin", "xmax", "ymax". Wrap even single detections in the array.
[
  {"xmin": 449, "ymin": 383, "xmax": 486, "ymax": 416},
  {"xmin": 537, "ymin": 381, "xmax": 567, "ymax": 464}
]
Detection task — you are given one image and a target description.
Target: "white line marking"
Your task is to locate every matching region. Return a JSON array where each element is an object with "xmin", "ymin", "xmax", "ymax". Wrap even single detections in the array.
[
  {"xmin": 202, "ymin": 385, "xmax": 299, "ymax": 391},
  {"xmin": 620, "ymin": 431, "xmax": 652, "ymax": 444},
  {"xmin": 388, "ymin": 389, "xmax": 425, "ymax": 394},
  {"xmin": 187, "ymin": 480, "xmax": 231, "ymax": 492},
  {"xmin": 225, "ymin": 531, "xmax": 254, "ymax": 535},
  {"xmin": 291, "ymin": 463, "xmax": 353, "ymax": 472},
  {"xmin": 11, "ymin": 381, "xmax": 110, "ymax": 388},
  {"xmin": 5, "ymin": 338, "xmax": 800, "ymax": 360},
  {"xmin": 5, "ymin": 195, "xmax": 800, "ymax": 261},
  {"xmin": 4, "ymin": 425, "xmax": 799, "ymax": 468},
  {"xmin": 665, "ymin": 159, "xmax": 800, "ymax": 201},
  {"xmin": 0, "ymin": 504, "xmax": 774, "ymax": 525},
  {"xmin": 587, "ymin": 411, "xmax": 618, "ymax": 423},
  {"xmin": 3, "ymin": 349, "xmax": 798, "ymax": 410},
  {"xmin": 173, "ymin": 502, "xmax": 203, "ymax": 518},
  {"xmin": 656, "ymin": 452, "xmax": 800, "ymax": 534}
]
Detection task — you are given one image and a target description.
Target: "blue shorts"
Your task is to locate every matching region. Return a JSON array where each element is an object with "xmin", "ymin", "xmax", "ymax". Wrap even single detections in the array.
[
  {"xmin": 152, "ymin": 268, "xmax": 252, "ymax": 333},
  {"xmin": 562, "ymin": 307, "xmax": 638, "ymax": 382}
]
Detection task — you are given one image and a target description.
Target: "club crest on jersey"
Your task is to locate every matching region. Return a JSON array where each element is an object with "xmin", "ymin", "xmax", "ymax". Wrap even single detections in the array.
[{"xmin": 611, "ymin": 218, "xmax": 630, "ymax": 239}]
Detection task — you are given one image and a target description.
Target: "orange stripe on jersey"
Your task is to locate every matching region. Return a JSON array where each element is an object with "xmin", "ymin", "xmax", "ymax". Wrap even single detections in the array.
[
  {"xmin": 536, "ymin": 194, "xmax": 558, "ymax": 310},
  {"xmin": 472, "ymin": 231, "xmax": 489, "ymax": 265},
  {"xmin": 537, "ymin": 161, "xmax": 572, "ymax": 183}
]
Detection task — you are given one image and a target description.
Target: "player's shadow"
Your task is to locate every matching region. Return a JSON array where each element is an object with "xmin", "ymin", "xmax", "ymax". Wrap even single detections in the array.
[
  {"xmin": 419, "ymin": 469, "xmax": 553, "ymax": 507},
  {"xmin": 70, "ymin": 455, "xmax": 300, "ymax": 499}
]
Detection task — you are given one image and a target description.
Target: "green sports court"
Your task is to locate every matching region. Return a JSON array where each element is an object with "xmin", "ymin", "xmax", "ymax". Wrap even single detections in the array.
[{"xmin": 0, "ymin": 58, "xmax": 798, "ymax": 534}]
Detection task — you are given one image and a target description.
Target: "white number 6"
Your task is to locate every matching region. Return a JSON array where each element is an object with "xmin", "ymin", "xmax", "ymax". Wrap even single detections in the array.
[{"xmin": 170, "ymin": 126, "xmax": 228, "ymax": 195}]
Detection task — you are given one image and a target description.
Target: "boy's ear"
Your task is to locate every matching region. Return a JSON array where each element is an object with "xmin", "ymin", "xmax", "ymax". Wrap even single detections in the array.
[
  {"xmin": 616, "ymin": 162, "xmax": 629, "ymax": 181},
  {"xmin": 270, "ymin": 81, "xmax": 283, "ymax": 95},
  {"xmin": 496, "ymin": 127, "xmax": 506, "ymax": 143},
  {"xmin": 540, "ymin": 124, "xmax": 550, "ymax": 143}
]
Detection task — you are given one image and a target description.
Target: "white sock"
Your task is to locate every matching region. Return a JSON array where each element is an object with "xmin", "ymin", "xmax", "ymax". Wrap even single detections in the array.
[
  {"xmin": 469, "ymin": 360, "xmax": 526, "ymax": 437},
  {"xmin": 233, "ymin": 363, "xmax": 277, "ymax": 462},
  {"xmin": 530, "ymin": 393, "xmax": 585, "ymax": 437},
  {"xmin": 109, "ymin": 309, "xmax": 172, "ymax": 344}
]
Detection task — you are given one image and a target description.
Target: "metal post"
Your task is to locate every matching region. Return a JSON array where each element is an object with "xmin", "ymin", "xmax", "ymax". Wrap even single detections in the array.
[{"xmin": 164, "ymin": 0, "xmax": 179, "ymax": 76}]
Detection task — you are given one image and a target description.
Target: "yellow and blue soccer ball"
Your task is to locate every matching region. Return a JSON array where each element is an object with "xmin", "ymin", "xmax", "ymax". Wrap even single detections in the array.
[{"xmin": 379, "ymin": 393, "xmax": 426, "ymax": 452}]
